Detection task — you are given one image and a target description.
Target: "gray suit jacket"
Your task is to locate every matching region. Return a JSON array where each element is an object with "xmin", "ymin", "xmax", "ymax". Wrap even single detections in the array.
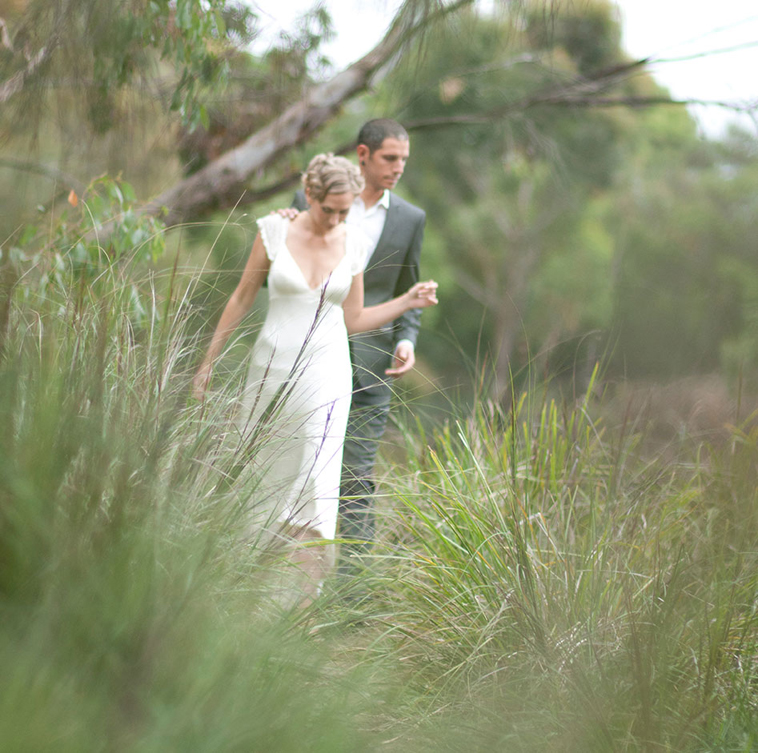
[{"xmin": 292, "ymin": 189, "xmax": 426, "ymax": 402}]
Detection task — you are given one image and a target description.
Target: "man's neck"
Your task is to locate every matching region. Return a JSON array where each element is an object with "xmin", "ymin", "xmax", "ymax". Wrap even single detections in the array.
[{"xmin": 360, "ymin": 186, "xmax": 385, "ymax": 209}]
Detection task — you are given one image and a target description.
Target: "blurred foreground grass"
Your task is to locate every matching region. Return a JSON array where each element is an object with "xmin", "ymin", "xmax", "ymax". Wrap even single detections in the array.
[{"xmin": 1, "ymin": 263, "xmax": 757, "ymax": 752}]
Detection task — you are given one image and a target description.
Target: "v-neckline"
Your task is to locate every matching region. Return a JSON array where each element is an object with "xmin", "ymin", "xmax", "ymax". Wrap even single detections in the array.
[{"xmin": 283, "ymin": 221, "xmax": 348, "ymax": 291}]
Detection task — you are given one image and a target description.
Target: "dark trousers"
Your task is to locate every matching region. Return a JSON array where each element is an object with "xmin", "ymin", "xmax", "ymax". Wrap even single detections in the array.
[{"xmin": 337, "ymin": 398, "xmax": 391, "ymax": 574}]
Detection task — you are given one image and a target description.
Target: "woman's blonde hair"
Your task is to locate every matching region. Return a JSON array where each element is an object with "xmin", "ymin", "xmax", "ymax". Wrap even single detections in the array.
[{"xmin": 302, "ymin": 153, "xmax": 364, "ymax": 202}]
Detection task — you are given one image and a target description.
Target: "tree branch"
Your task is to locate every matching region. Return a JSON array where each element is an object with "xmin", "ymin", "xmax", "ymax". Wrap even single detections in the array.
[
  {"xmin": 130, "ymin": 0, "xmax": 474, "ymax": 230},
  {"xmin": 405, "ymin": 95, "xmax": 758, "ymax": 131},
  {"xmin": 546, "ymin": 95, "xmax": 758, "ymax": 112},
  {"xmin": 0, "ymin": 18, "xmax": 12, "ymax": 51},
  {"xmin": 164, "ymin": 56, "xmax": 660, "ymax": 213},
  {"xmin": 94, "ymin": 5, "xmax": 756, "ymax": 231},
  {"xmin": 227, "ymin": 139, "xmax": 356, "ymax": 205},
  {"xmin": 403, "ymin": 54, "xmax": 758, "ymax": 131},
  {"xmin": 0, "ymin": 19, "xmax": 56, "ymax": 105},
  {"xmin": 654, "ymin": 39, "xmax": 758, "ymax": 65},
  {"xmin": 0, "ymin": 45, "xmax": 52, "ymax": 104},
  {"xmin": 0, "ymin": 157, "xmax": 86, "ymax": 194},
  {"xmin": 144, "ymin": 52, "xmax": 647, "ymax": 223}
]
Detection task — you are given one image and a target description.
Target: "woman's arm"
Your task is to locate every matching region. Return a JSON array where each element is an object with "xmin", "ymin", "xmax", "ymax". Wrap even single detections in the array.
[
  {"xmin": 192, "ymin": 232, "xmax": 271, "ymax": 398},
  {"xmin": 342, "ymin": 272, "xmax": 437, "ymax": 336}
]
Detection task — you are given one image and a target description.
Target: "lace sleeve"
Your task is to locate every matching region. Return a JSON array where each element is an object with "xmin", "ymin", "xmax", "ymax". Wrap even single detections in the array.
[{"xmin": 256, "ymin": 215, "xmax": 286, "ymax": 262}]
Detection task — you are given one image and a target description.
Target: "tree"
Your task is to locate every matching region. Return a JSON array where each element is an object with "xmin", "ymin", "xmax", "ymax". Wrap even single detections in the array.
[
  {"xmin": 372, "ymin": 1, "xmax": 628, "ymax": 398},
  {"xmin": 0, "ymin": 0, "xmax": 257, "ymax": 124},
  {"xmin": 4, "ymin": 0, "xmax": 756, "ymax": 395},
  {"xmin": 2, "ymin": 0, "xmax": 738, "ymax": 239},
  {"xmin": 608, "ymin": 119, "xmax": 758, "ymax": 382},
  {"xmin": 1, "ymin": 0, "xmax": 500, "ymax": 245}
]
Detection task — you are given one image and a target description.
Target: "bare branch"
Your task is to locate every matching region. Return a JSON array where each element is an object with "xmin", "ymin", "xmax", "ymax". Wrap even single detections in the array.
[
  {"xmin": 0, "ymin": 24, "xmax": 56, "ymax": 105},
  {"xmin": 0, "ymin": 157, "xmax": 86, "ymax": 194},
  {"xmin": 0, "ymin": 46, "xmax": 52, "ymax": 104},
  {"xmin": 545, "ymin": 95, "xmax": 758, "ymax": 112},
  {"xmin": 654, "ymin": 39, "xmax": 758, "ymax": 65},
  {"xmin": 0, "ymin": 18, "xmax": 13, "ymax": 51},
  {"xmin": 405, "ymin": 95, "xmax": 758, "ymax": 131},
  {"xmin": 403, "ymin": 55, "xmax": 758, "ymax": 131}
]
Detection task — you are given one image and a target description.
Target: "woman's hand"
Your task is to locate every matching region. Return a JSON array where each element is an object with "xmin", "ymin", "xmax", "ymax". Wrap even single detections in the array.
[
  {"xmin": 405, "ymin": 280, "xmax": 438, "ymax": 309},
  {"xmin": 343, "ymin": 276, "xmax": 437, "ymax": 335}
]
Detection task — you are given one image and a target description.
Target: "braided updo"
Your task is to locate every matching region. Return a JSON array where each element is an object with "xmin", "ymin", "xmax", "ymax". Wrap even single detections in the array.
[{"xmin": 302, "ymin": 153, "xmax": 364, "ymax": 202}]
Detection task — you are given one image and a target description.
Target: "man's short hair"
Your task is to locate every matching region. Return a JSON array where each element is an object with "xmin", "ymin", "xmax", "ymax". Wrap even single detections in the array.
[{"xmin": 357, "ymin": 119, "xmax": 409, "ymax": 153}]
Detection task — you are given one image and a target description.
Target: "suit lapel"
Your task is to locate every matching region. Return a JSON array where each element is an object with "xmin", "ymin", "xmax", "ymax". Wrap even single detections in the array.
[{"xmin": 367, "ymin": 194, "xmax": 402, "ymax": 274}]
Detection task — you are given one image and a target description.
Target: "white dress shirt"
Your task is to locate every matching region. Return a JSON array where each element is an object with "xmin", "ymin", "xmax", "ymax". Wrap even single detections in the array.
[
  {"xmin": 346, "ymin": 190, "xmax": 391, "ymax": 269},
  {"xmin": 346, "ymin": 190, "xmax": 413, "ymax": 355}
]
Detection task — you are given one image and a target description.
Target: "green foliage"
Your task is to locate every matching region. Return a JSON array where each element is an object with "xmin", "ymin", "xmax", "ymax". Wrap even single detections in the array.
[
  {"xmin": 3, "ymin": 0, "xmax": 257, "ymax": 132},
  {"xmin": 177, "ymin": 5, "xmax": 334, "ymax": 175},
  {"xmin": 609, "ymin": 125, "xmax": 758, "ymax": 379},
  {"xmin": 366, "ymin": 1, "xmax": 758, "ymax": 390},
  {"xmin": 525, "ymin": 0, "xmax": 624, "ymax": 75},
  {"xmin": 1, "ymin": 175, "xmax": 166, "ymax": 325}
]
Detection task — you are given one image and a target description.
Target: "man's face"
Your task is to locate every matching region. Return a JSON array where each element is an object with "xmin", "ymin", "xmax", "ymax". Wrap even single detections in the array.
[{"xmin": 360, "ymin": 137, "xmax": 410, "ymax": 192}]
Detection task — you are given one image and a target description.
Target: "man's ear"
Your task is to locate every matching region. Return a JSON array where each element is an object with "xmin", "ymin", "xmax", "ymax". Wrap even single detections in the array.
[{"xmin": 356, "ymin": 144, "xmax": 370, "ymax": 166}]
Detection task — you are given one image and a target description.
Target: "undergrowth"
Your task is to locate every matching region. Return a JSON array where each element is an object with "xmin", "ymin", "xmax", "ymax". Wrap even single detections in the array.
[{"xmin": 1, "ymin": 251, "xmax": 757, "ymax": 751}]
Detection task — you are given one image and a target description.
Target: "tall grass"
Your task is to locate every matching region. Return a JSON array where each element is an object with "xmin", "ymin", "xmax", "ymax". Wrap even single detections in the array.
[
  {"xmin": 2, "ymin": 253, "xmax": 757, "ymax": 751},
  {"xmin": 368, "ymin": 375, "xmax": 758, "ymax": 750},
  {"xmin": 0, "ymin": 263, "xmax": 385, "ymax": 751}
]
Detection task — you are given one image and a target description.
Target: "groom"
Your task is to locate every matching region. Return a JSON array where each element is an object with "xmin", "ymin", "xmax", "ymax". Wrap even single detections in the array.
[{"xmin": 292, "ymin": 119, "xmax": 426, "ymax": 572}]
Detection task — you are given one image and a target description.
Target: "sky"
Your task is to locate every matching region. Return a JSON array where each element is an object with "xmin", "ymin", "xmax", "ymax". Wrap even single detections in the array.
[{"xmin": 250, "ymin": 0, "xmax": 758, "ymax": 138}]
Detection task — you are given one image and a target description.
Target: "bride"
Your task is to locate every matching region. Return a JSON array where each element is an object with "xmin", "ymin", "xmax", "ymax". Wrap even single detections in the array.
[{"xmin": 193, "ymin": 153, "xmax": 437, "ymax": 585}]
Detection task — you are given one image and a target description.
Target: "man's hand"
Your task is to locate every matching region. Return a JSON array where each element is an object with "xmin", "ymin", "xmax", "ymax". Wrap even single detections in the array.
[
  {"xmin": 385, "ymin": 342, "xmax": 415, "ymax": 377},
  {"xmin": 272, "ymin": 207, "xmax": 300, "ymax": 220}
]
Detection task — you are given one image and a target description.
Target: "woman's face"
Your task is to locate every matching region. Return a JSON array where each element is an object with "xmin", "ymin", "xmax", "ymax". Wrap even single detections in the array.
[{"xmin": 307, "ymin": 191, "xmax": 354, "ymax": 232}]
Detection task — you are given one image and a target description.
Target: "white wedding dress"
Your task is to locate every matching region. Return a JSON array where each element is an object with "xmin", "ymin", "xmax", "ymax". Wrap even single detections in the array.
[{"xmin": 239, "ymin": 214, "xmax": 369, "ymax": 540}]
